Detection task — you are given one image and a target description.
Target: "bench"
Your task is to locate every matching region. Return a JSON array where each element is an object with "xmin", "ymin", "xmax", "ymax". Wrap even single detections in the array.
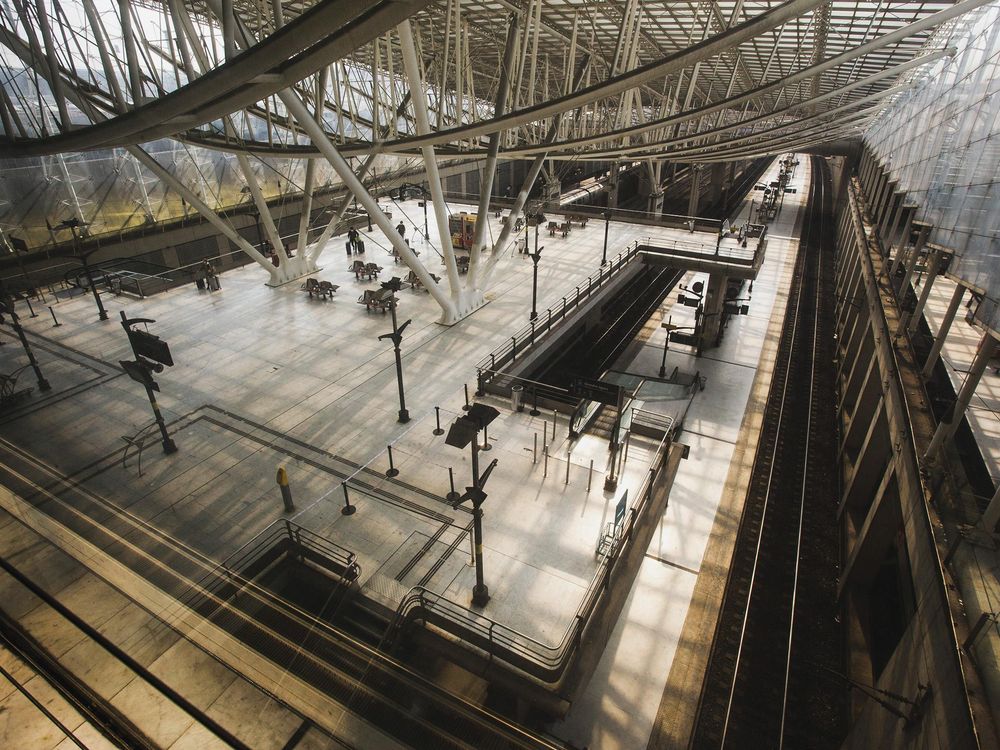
[
  {"xmin": 567, "ymin": 215, "xmax": 589, "ymax": 228},
  {"xmin": 301, "ymin": 278, "xmax": 339, "ymax": 299},
  {"xmin": 349, "ymin": 260, "xmax": 366, "ymax": 278},
  {"xmin": 0, "ymin": 366, "xmax": 33, "ymax": 411},
  {"xmin": 407, "ymin": 271, "xmax": 440, "ymax": 291},
  {"xmin": 389, "ymin": 247, "xmax": 420, "ymax": 263},
  {"xmin": 358, "ymin": 288, "xmax": 395, "ymax": 313}
]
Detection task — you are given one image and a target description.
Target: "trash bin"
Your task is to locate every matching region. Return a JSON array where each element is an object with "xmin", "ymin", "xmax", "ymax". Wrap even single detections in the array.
[{"xmin": 511, "ymin": 384, "xmax": 524, "ymax": 412}]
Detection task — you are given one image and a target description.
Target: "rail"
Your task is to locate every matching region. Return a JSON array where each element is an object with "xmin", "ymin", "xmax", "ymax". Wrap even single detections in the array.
[
  {"xmin": 392, "ymin": 430, "xmax": 675, "ymax": 684},
  {"xmin": 476, "ymin": 241, "xmax": 643, "ymax": 386},
  {"xmin": 179, "ymin": 519, "xmax": 358, "ymax": 616},
  {"xmin": 441, "ymin": 190, "xmax": 723, "ymax": 232},
  {"xmin": 631, "ymin": 408, "xmax": 676, "ymax": 439}
]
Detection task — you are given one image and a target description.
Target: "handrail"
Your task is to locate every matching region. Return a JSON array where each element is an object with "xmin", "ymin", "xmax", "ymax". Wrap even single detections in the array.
[
  {"xmin": 394, "ymin": 431, "xmax": 674, "ymax": 684},
  {"xmin": 180, "ymin": 519, "xmax": 358, "ymax": 615},
  {"xmin": 476, "ymin": 240, "xmax": 645, "ymax": 385}
]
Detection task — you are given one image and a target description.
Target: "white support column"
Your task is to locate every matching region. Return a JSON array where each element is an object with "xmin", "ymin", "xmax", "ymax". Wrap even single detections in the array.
[
  {"xmin": 889, "ymin": 209, "xmax": 916, "ymax": 275},
  {"xmin": 903, "ymin": 247, "xmax": 942, "ymax": 333},
  {"xmin": 397, "ymin": 21, "xmax": 465, "ymax": 309},
  {"xmin": 297, "ymin": 69, "xmax": 328, "ymax": 255},
  {"xmin": 468, "ymin": 13, "xmax": 519, "ymax": 284},
  {"xmin": 236, "ymin": 154, "xmax": 283, "ymax": 256},
  {"xmin": 688, "ymin": 164, "xmax": 702, "ymax": 217},
  {"xmin": 128, "ymin": 146, "xmax": 278, "ymax": 279},
  {"xmin": 307, "ymin": 149, "xmax": 382, "ymax": 264},
  {"xmin": 925, "ymin": 333, "xmax": 998, "ymax": 461},
  {"xmin": 981, "ymin": 482, "xmax": 1000, "ymax": 534},
  {"xmin": 922, "ymin": 283, "xmax": 966, "ymax": 379},
  {"xmin": 276, "ymin": 89, "xmax": 457, "ymax": 322}
]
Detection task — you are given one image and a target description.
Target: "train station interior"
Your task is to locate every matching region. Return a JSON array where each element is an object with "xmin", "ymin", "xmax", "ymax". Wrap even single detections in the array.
[{"xmin": 1, "ymin": 1, "xmax": 1000, "ymax": 748}]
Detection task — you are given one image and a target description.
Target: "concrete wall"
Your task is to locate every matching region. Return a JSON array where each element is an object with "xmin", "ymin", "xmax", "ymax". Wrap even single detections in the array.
[{"xmin": 833, "ymin": 171, "xmax": 997, "ymax": 748}]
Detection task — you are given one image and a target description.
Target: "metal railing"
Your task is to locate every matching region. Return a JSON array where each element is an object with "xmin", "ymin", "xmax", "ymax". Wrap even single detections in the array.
[
  {"xmin": 180, "ymin": 519, "xmax": 358, "ymax": 617},
  {"xmin": 391, "ymin": 430, "xmax": 675, "ymax": 684},
  {"xmin": 476, "ymin": 241, "xmax": 644, "ymax": 387}
]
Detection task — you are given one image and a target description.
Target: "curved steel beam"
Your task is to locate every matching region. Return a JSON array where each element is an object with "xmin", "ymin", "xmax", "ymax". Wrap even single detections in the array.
[
  {"xmin": 0, "ymin": 0, "xmax": 434, "ymax": 156},
  {"xmin": 343, "ymin": 0, "xmax": 829, "ymax": 154},
  {"xmin": 170, "ymin": 41, "xmax": 946, "ymax": 163}
]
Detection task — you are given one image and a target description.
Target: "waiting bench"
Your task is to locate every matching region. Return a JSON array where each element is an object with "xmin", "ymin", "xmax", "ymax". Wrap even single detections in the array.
[
  {"xmin": 406, "ymin": 271, "xmax": 440, "ymax": 291},
  {"xmin": 358, "ymin": 288, "xmax": 395, "ymax": 313},
  {"xmin": 301, "ymin": 278, "xmax": 339, "ymax": 299}
]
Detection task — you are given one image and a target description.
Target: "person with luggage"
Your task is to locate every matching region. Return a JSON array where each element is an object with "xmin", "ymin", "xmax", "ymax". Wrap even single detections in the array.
[
  {"xmin": 202, "ymin": 260, "xmax": 220, "ymax": 291},
  {"xmin": 347, "ymin": 226, "xmax": 364, "ymax": 256}
]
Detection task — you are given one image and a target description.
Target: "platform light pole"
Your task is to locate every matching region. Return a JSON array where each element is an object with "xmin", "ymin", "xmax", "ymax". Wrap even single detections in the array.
[
  {"xmin": 602, "ymin": 210, "xmax": 610, "ymax": 266},
  {"xmin": 446, "ymin": 403, "xmax": 500, "ymax": 608},
  {"xmin": 59, "ymin": 218, "xmax": 108, "ymax": 321},
  {"xmin": 529, "ymin": 211, "xmax": 545, "ymax": 321},
  {"xmin": 378, "ymin": 278, "xmax": 411, "ymax": 423},
  {"xmin": 120, "ymin": 312, "xmax": 177, "ymax": 454},
  {"xmin": 0, "ymin": 281, "xmax": 50, "ymax": 392}
]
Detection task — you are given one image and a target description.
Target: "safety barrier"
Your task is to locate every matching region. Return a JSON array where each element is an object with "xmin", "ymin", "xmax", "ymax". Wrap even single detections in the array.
[
  {"xmin": 391, "ymin": 429, "xmax": 676, "ymax": 684},
  {"xmin": 476, "ymin": 241, "xmax": 643, "ymax": 389}
]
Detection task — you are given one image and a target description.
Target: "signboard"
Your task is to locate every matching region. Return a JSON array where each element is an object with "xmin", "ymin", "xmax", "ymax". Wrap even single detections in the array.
[
  {"xmin": 120, "ymin": 359, "xmax": 159, "ymax": 391},
  {"xmin": 614, "ymin": 489, "xmax": 629, "ymax": 530},
  {"xmin": 669, "ymin": 331, "xmax": 699, "ymax": 347},
  {"xmin": 127, "ymin": 329, "xmax": 173, "ymax": 367},
  {"xmin": 570, "ymin": 377, "xmax": 621, "ymax": 406}
]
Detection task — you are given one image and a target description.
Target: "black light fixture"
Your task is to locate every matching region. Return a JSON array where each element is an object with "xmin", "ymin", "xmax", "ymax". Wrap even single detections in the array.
[
  {"xmin": 58, "ymin": 217, "xmax": 108, "ymax": 321},
  {"xmin": 445, "ymin": 403, "xmax": 500, "ymax": 607},
  {"xmin": 378, "ymin": 277, "xmax": 410, "ymax": 423}
]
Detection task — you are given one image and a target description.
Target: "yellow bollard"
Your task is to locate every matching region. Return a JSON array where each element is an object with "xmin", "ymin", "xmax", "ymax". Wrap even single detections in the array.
[{"xmin": 276, "ymin": 466, "xmax": 294, "ymax": 513}]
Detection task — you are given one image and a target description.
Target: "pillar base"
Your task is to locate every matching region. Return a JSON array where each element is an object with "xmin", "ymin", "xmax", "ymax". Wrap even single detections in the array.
[
  {"xmin": 162, "ymin": 438, "xmax": 178, "ymax": 455},
  {"xmin": 472, "ymin": 584, "xmax": 490, "ymax": 607}
]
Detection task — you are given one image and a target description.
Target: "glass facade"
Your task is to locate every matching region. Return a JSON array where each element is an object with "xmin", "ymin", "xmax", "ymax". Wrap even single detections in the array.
[{"xmin": 864, "ymin": 4, "xmax": 1000, "ymax": 331}]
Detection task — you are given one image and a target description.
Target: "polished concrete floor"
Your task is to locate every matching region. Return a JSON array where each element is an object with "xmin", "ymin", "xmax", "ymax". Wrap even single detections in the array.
[{"xmin": 0, "ymin": 161, "xmax": 808, "ymax": 749}]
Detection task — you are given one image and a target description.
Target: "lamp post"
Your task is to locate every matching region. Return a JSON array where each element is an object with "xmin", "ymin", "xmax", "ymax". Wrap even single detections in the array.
[
  {"xmin": 602, "ymin": 209, "xmax": 610, "ymax": 266},
  {"xmin": 446, "ymin": 403, "xmax": 500, "ymax": 608},
  {"xmin": 0, "ymin": 281, "xmax": 50, "ymax": 392},
  {"xmin": 378, "ymin": 278, "xmax": 411, "ymax": 423},
  {"xmin": 529, "ymin": 245, "xmax": 543, "ymax": 321},
  {"xmin": 120, "ymin": 312, "xmax": 177, "ymax": 454},
  {"xmin": 60, "ymin": 218, "xmax": 108, "ymax": 321},
  {"xmin": 659, "ymin": 317, "xmax": 674, "ymax": 377},
  {"xmin": 529, "ymin": 212, "xmax": 545, "ymax": 321}
]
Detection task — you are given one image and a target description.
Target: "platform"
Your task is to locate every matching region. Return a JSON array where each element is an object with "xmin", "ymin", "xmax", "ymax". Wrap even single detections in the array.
[{"xmin": 0, "ymin": 157, "xmax": 809, "ymax": 749}]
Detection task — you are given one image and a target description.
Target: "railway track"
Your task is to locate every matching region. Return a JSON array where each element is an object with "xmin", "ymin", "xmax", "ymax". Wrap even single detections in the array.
[{"xmin": 690, "ymin": 156, "xmax": 843, "ymax": 749}]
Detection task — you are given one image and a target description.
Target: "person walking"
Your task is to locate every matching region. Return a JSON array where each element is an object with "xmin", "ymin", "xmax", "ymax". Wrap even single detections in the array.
[{"xmin": 396, "ymin": 221, "xmax": 406, "ymax": 240}]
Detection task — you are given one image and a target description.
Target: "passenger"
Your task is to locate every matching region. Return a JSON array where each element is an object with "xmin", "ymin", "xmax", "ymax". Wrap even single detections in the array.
[
  {"xmin": 202, "ymin": 260, "xmax": 219, "ymax": 291},
  {"xmin": 348, "ymin": 226, "xmax": 360, "ymax": 253},
  {"xmin": 396, "ymin": 221, "xmax": 406, "ymax": 239}
]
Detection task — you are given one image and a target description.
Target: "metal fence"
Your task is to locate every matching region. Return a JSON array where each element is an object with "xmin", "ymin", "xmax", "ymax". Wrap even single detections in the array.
[{"xmin": 391, "ymin": 429, "xmax": 676, "ymax": 684}]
